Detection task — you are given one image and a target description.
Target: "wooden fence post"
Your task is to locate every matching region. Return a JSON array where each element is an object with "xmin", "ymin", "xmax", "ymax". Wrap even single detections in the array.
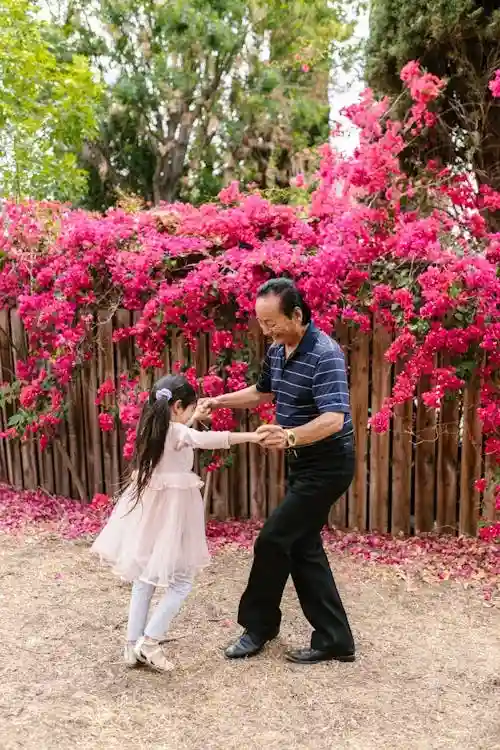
[
  {"xmin": 459, "ymin": 377, "xmax": 482, "ymax": 536},
  {"xmin": 414, "ymin": 376, "xmax": 437, "ymax": 534},
  {"xmin": 369, "ymin": 321, "xmax": 391, "ymax": 531},
  {"xmin": 348, "ymin": 330, "xmax": 369, "ymax": 531},
  {"xmin": 436, "ymin": 395, "xmax": 460, "ymax": 532},
  {"xmin": 391, "ymin": 362, "xmax": 413, "ymax": 535}
]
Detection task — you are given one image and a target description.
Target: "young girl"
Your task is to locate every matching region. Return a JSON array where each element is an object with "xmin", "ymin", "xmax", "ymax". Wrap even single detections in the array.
[{"xmin": 91, "ymin": 374, "xmax": 262, "ymax": 673}]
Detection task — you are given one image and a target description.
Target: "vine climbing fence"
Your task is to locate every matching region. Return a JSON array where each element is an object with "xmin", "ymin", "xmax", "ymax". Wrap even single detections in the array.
[{"xmin": 0, "ymin": 308, "xmax": 495, "ymax": 536}]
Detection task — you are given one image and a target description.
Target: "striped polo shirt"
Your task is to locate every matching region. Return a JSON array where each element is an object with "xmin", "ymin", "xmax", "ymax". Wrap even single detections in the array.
[{"xmin": 256, "ymin": 323, "xmax": 353, "ymax": 443}]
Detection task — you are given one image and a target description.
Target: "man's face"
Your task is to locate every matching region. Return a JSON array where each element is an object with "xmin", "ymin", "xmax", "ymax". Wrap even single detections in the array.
[{"xmin": 255, "ymin": 294, "xmax": 302, "ymax": 345}]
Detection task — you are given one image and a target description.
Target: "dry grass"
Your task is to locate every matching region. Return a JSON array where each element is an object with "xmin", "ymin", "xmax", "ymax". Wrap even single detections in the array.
[{"xmin": 0, "ymin": 531, "xmax": 499, "ymax": 750}]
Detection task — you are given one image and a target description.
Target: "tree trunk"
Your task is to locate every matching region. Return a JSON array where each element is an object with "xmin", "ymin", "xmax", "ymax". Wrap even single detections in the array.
[
  {"xmin": 81, "ymin": 140, "xmax": 119, "ymax": 188},
  {"xmin": 152, "ymin": 114, "xmax": 195, "ymax": 204}
]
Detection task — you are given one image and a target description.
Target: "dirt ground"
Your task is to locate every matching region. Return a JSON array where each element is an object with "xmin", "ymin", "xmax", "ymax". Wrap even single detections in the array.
[{"xmin": 0, "ymin": 532, "xmax": 499, "ymax": 750}]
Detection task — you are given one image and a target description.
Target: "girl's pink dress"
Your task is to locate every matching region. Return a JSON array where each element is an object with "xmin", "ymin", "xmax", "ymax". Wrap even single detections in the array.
[{"xmin": 91, "ymin": 422, "xmax": 230, "ymax": 586}]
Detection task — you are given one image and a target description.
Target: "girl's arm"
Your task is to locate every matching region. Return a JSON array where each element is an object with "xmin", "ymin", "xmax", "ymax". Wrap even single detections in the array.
[
  {"xmin": 175, "ymin": 424, "xmax": 260, "ymax": 451},
  {"xmin": 229, "ymin": 432, "xmax": 261, "ymax": 446}
]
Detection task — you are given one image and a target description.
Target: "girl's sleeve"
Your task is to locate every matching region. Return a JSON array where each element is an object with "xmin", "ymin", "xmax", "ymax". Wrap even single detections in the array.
[{"xmin": 176, "ymin": 424, "xmax": 231, "ymax": 450}]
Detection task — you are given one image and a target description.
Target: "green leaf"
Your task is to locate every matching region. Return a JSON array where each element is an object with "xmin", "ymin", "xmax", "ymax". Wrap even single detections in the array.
[
  {"xmin": 455, "ymin": 360, "xmax": 476, "ymax": 381},
  {"xmin": 7, "ymin": 412, "xmax": 24, "ymax": 427},
  {"xmin": 0, "ymin": 0, "xmax": 102, "ymax": 201}
]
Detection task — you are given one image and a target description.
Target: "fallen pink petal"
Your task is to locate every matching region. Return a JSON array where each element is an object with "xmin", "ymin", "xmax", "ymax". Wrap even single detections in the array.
[{"xmin": 1, "ymin": 485, "xmax": 497, "ymax": 599}]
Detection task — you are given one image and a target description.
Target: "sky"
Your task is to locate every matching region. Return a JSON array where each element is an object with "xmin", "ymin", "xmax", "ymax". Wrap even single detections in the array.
[{"xmin": 329, "ymin": 8, "xmax": 370, "ymax": 155}]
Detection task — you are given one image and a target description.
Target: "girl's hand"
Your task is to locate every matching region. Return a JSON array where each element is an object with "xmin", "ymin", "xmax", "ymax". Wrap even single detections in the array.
[
  {"xmin": 193, "ymin": 402, "xmax": 212, "ymax": 423},
  {"xmin": 250, "ymin": 431, "xmax": 266, "ymax": 444}
]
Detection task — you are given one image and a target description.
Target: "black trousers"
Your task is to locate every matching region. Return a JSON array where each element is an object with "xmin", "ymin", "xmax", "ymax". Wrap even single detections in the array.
[{"xmin": 238, "ymin": 435, "xmax": 355, "ymax": 652}]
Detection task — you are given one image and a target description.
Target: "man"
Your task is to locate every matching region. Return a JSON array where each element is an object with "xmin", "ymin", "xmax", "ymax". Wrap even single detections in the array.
[{"xmin": 202, "ymin": 278, "xmax": 355, "ymax": 664}]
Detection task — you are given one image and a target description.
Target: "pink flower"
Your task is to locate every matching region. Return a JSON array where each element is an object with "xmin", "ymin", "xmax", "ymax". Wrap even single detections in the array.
[
  {"xmin": 90, "ymin": 493, "xmax": 112, "ymax": 510},
  {"xmin": 369, "ymin": 409, "xmax": 391, "ymax": 433},
  {"xmin": 211, "ymin": 408, "xmax": 236, "ymax": 431},
  {"xmin": 202, "ymin": 373, "xmax": 224, "ymax": 398},
  {"xmin": 19, "ymin": 385, "xmax": 41, "ymax": 409},
  {"xmin": 123, "ymin": 428, "xmax": 136, "ymax": 461},
  {"xmin": 98, "ymin": 413, "xmax": 115, "ymax": 432},
  {"xmin": 218, "ymin": 181, "xmax": 241, "ymax": 204},
  {"xmin": 252, "ymin": 401, "xmax": 276, "ymax": 424},
  {"xmin": 478, "ymin": 522, "xmax": 500, "ymax": 542},
  {"xmin": 0, "ymin": 428, "xmax": 17, "ymax": 440},
  {"xmin": 95, "ymin": 379, "xmax": 116, "ymax": 406},
  {"xmin": 488, "ymin": 70, "xmax": 500, "ymax": 98},
  {"xmin": 474, "ymin": 478, "xmax": 487, "ymax": 493},
  {"xmin": 400, "ymin": 61, "xmax": 421, "ymax": 83}
]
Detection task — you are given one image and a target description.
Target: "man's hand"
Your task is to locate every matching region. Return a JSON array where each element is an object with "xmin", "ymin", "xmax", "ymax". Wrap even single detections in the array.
[
  {"xmin": 192, "ymin": 401, "xmax": 213, "ymax": 423},
  {"xmin": 196, "ymin": 397, "xmax": 219, "ymax": 416},
  {"xmin": 249, "ymin": 430, "xmax": 268, "ymax": 444},
  {"xmin": 256, "ymin": 424, "xmax": 288, "ymax": 449}
]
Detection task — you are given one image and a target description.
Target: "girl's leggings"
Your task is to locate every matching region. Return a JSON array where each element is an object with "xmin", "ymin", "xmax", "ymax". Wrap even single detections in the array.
[{"xmin": 126, "ymin": 573, "xmax": 193, "ymax": 642}]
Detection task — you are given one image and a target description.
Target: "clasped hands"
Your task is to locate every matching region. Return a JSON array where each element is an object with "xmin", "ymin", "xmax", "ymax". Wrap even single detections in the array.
[
  {"xmin": 253, "ymin": 424, "xmax": 288, "ymax": 449},
  {"xmin": 196, "ymin": 399, "xmax": 288, "ymax": 450}
]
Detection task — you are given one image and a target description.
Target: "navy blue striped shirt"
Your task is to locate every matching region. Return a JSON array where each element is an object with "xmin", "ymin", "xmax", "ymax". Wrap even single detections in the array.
[{"xmin": 256, "ymin": 323, "xmax": 353, "ymax": 442}]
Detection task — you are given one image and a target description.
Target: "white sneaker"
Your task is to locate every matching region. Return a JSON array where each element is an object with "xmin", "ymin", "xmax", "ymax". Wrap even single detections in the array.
[
  {"xmin": 134, "ymin": 636, "xmax": 174, "ymax": 673},
  {"xmin": 123, "ymin": 642, "xmax": 145, "ymax": 668}
]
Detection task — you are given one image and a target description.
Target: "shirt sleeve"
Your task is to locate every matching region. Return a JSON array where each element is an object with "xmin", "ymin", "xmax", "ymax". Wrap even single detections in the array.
[
  {"xmin": 174, "ymin": 424, "xmax": 231, "ymax": 451},
  {"xmin": 312, "ymin": 346, "xmax": 351, "ymax": 414},
  {"xmin": 255, "ymin": 349, "xmax": 272, "ymax": 393}
]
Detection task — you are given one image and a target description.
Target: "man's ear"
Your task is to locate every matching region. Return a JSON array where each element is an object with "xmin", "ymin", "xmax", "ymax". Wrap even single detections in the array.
[{"xmin": 293, "ymin": 307, "xmax": 303, "ymax": 324}]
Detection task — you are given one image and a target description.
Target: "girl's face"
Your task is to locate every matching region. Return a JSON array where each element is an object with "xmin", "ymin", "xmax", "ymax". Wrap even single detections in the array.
[{"xmin": 170, "ymin": 399, "xmax": 196, "ymax": 424}]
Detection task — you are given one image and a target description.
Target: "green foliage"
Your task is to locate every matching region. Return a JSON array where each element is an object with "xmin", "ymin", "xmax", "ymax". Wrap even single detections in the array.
[
  {"xmin": 187, "ymin": 0, "xmax": 357, "ymax": 197},
  {"xmin": 0, "ymin": 0, "xmax": 102, "ymax": 201},
  {"xmin": 366, "ymin": 0, "xmax": 499, "ymax": 92},
  {"xmin": 365, "ymin": 1, "xmax": 500, "ymax": 210},
  {"xmin": 48, "ymin": 0, "xmax": 359, "ymax": 208}
]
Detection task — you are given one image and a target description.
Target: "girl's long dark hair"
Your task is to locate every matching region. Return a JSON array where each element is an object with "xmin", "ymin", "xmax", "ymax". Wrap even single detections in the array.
[{"xmin": 130, "ymin": 374, "xmax": 197, "ymax": 508}]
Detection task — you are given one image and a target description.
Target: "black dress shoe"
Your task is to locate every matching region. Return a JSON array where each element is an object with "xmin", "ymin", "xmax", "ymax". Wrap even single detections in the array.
[
  {"xmin": 285, "ymin": 647, "xmax": 355, "ymax": 664},
  {"xmin": 224, "ymin": 630, "xmax": 278, "ymax": 659}
]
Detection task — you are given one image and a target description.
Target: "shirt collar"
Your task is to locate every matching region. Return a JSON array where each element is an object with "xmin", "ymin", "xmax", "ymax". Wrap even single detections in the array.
[{"xmin": 280, "ymin": 322, "xmax": 317, "ymax": 357}]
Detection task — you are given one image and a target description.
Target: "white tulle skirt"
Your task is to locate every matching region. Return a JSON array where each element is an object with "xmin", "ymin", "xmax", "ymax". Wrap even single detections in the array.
[{"xmin": 91, "ymin": 472, "xmax": 210, "ymax": 587}]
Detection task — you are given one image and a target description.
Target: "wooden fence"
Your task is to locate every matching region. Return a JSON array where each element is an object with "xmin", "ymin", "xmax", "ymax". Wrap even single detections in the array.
[{"xmin": 0, "ymin": 309, "xmax": 496, "ymax": 536}]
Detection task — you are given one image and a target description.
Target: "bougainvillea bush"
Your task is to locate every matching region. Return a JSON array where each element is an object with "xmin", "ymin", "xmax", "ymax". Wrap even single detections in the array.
[{"xmin": 0, "ymin": 63, "xmax": 499, "ymax": 539}]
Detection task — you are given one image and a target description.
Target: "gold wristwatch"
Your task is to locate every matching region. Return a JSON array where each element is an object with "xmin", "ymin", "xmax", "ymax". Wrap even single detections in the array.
[{"xmin": 286, "ymin": 429, "xmax": 297, "ymax": 449}]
